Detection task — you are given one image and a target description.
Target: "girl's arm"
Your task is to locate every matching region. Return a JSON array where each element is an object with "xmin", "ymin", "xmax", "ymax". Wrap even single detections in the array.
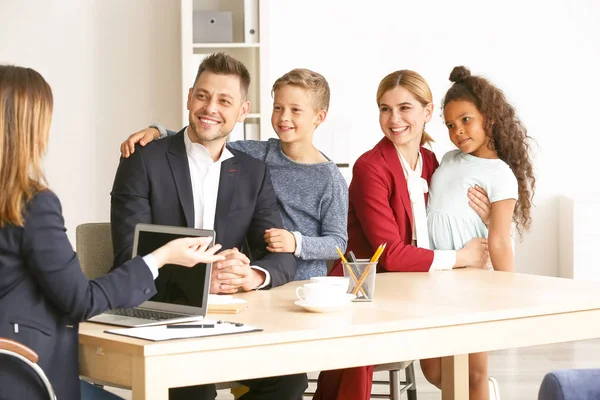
[{"xmin": 488, "ymin": 199, "xmax": 517, "ymax": 272}]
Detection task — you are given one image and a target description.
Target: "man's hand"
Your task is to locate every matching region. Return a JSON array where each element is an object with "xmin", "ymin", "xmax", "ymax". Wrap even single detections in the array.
[
  {"xmin": 120, "ymin": 127, "xmax": 160, "ymax": 158},
  {"xmin": 210, "ymin": 248, "xmax": 266, "ymax": 293},
  {"xmin": 468, "ymin": 185, "xmax": 492, "ymax": 227},
  {"xmin": 264, "ymin": 228, "xmax": 296, "ymax": 253}
]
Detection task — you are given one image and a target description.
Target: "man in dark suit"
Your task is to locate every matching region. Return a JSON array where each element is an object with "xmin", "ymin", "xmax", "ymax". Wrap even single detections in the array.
[{"xmin": 110, "ymin": 53, "xmax": 306, "ymax": 399}]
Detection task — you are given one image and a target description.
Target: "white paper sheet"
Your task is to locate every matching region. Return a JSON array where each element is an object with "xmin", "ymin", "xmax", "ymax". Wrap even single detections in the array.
[
  {"xmin": 105, "ymin": 319, "xmax": 260, "ymax": 342},
  {"xmin": 208, "ymin": 294, "xmax": 248, "ymax": 305}
]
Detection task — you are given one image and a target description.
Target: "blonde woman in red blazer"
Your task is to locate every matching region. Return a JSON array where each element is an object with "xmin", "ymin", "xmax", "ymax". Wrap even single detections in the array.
[{"xmin": 315, "ymin": 70, "xmax": 490, "ymax": 400}]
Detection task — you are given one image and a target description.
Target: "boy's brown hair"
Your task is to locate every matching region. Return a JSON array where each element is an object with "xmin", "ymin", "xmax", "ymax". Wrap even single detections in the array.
[
  {"xmin": 271, "ymin": 68, "xmax": 330, "ymax": 112},
  {"xmin": 194, "ymin": 52, "xmax": 251, "ymax": 98}
]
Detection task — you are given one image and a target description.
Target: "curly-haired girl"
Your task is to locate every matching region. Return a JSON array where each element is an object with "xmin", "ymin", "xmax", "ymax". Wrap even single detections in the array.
[
  {"xmin": 428, "ymin": 65, "xmax": 535, "ymax": 271},
  {"xmin": 421, "ymin": 65, "xmax": 536, "ymax": 399}
]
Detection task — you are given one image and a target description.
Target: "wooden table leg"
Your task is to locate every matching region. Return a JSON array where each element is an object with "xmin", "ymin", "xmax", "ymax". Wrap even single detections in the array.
[
  {"xmin": 441, "ymin": 354, "xmax": 469, "ymax": 400},
  {"xmin": 132, "ymin": 355, "xmax": 169, "ymax": 400}
]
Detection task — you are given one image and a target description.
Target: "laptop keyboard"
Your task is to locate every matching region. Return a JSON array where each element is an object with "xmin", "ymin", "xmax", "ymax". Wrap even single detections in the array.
[{"xmin": 104, "ymin": 308, "xmax": 191, "ymax": 321}]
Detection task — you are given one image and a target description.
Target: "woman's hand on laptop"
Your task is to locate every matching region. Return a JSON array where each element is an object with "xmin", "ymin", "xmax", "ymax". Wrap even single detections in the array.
[
  {"xmin": 151, "ymin": 237, "xmax": 225, "ymax": 268},
  {"xmin": 120, "ymin": 127, "xmax": 160, "ymax": 158}
]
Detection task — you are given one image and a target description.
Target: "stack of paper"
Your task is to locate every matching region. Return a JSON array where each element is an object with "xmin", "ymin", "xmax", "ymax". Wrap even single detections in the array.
[{"xmin": 207, "ymin": 294, "xmax": 248, "ymax": 314}]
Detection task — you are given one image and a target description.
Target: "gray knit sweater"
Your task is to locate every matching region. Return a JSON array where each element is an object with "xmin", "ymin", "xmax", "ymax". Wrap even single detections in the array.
[{"xmin": 162, "ymin": 130, "xmax": 348, "ymax": 280}]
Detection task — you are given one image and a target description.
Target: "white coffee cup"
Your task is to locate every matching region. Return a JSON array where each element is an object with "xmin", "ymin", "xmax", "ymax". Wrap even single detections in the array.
[
  {"xmin": 296, "ymin": 282, "xmax": 348, "ymax": 303},
  {"xmin": 309, "ymin": 276, "xmax": 350, "ymax": 294}
]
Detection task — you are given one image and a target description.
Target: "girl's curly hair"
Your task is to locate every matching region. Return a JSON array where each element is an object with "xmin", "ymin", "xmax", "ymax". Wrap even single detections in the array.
[{"xmin": 443, "ymin": 66, "xmax": 535, "ymax": 237}]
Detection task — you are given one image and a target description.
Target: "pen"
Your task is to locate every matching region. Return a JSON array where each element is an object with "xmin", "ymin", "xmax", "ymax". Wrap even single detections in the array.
[
  {"xmin": 167, "ymin": 324, "xmax": 215, "ymax": 329},
  {"xmin": 217, "ymin": 320, "xmax": 244, "ymax": 327},
  {"xmin": 348, "ymin": 251, "xmax": 358, "ymax": 262},
  {"xmin": 347, "ymin": 251, "xmax": 370, "ymax": 298}
]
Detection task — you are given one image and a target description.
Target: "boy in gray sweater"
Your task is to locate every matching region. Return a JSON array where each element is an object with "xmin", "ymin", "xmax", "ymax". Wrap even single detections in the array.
[{"xmin": 120, "ymin": 69, "xmax": 348, "ymax": 280}]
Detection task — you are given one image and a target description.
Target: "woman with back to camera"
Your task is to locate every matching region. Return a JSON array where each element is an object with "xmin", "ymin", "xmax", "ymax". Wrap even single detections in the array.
[{"xmin": 0, "ymin": 65, "xmax": 225, "ymax": 400}]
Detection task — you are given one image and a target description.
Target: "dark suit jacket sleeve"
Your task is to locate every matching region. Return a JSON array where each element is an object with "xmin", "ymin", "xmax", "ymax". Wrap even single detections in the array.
[
  {"xmin": 351, "ymin": 160, "xmax": 434, "ymax": 272},
  {"xmin": 22, "ymin": 191, "xmax": 156, "ymax": 322},
  {"xmin": 246, "ymin": 165, "xmax": 297, "ymax": 288},
  {"xmin": 110, "ymin": 148, "xmax": 151, "ymax": 267}
]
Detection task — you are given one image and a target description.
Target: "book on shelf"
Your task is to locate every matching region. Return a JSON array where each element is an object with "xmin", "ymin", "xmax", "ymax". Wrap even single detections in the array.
[{"xmin": 243, "ymin": 0, "xmax": 259, "ymax": 44}]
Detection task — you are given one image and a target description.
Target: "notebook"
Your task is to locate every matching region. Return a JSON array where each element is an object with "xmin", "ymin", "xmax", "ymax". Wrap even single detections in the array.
[
  {"xmin": 207, "ymin": 294, "xmax": 248, "ymax": 314},
  {"xmin": 87, "ymin": 223, "xmax": 214, "ymax": 327}
]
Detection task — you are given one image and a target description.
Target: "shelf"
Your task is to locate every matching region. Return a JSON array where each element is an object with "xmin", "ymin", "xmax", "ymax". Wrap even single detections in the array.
[
  {"xmin": 182, "ymin": 0, "xmax": 268, "ymax": 138},
  {"xmin": 193, "ymin": 42, "xmax": 260, "ymax": 49}
]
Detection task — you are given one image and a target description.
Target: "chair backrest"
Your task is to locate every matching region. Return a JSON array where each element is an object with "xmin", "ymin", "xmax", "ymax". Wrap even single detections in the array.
[
  {"xmin": 76, "ymin": 223, "xmax": 113, "ymax": 279},
  {"xmin": 0, "ymin": 338, "xmax": 57, "ymax": 399}
]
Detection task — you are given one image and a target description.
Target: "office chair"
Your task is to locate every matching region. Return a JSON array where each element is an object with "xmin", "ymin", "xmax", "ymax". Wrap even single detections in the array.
[
  {"xmin": 0, "ymin": 338, "xmax": 57, "ymax": 399},
  {"xmin": 304, "ymin": 361, "xmax": 417, "ymax": 400},
  {"xmin": 372, "ymin": 361, "xmax": 417, "ymax": 400},
  {"xmin": 76, "ymin": 222, "xmax": 132, "ymax": 393},
  {"xmin": 538, "ymin": 369, "xmax": 600, "ymax": 400},
  {"xmin": 76, "ymin": 222, "xmax": 114, "ymax": 279}
]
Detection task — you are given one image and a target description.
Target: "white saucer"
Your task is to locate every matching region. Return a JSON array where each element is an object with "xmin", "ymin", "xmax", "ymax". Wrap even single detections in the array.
[{"xmin": 295, "ymin": 294, "xmax": 356, "ymax": 313}]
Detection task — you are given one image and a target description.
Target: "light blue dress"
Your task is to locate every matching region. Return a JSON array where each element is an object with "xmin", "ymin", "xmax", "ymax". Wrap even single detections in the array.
[{"xmin": 427, "ymin": 150, "xmax": 518, "ymax": 252}]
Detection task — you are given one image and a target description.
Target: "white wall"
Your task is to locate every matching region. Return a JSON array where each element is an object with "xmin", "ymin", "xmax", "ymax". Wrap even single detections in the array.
[
  {"xmin": 265, "ymin": 0, "xmax": 600, "ymax": 276},
  {"xmin": 0, "ymin": 0, "xmax": 182, "ymax": 243}
]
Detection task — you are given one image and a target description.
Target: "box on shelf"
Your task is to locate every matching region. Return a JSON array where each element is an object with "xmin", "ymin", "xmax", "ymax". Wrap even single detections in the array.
[{"xmin": 193, "ymin": 11, "xmax": 233, "ymax": 43}]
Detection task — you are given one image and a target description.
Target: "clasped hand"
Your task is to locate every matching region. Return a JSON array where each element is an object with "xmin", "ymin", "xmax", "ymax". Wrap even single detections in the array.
[{"xmin": 210, "ymin": 248, "xmax": 265, "ymax": 294}]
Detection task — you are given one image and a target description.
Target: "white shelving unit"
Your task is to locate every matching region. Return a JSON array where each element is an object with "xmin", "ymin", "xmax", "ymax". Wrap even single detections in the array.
[
  {"xmin": 559, "ymin": 193, "xmax": 600, "ymax": 282},
  {"xmin": 180, "ymin": 0, "xmax": 271, "ymax": 141},
  {"xmin": 192, "ymin": 43, "xmax": 260, "ymax": 49}
]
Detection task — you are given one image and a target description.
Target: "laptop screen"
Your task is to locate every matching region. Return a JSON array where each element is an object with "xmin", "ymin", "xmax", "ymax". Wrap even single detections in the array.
[{"xmin": 134, "ymin": 226, "xmax": 214, "ymax": 311}]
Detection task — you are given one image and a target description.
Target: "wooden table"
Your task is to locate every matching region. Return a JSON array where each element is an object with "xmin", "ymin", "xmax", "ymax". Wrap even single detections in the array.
[{"xmin": 79, "ymin": 270, "xmax": 600, "ymax": 399}]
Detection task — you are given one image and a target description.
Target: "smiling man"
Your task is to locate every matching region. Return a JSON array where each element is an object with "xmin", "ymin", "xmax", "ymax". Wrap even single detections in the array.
[{"xmin": 109, "ymin": 53, "xmax": 305, "ymax": 399}]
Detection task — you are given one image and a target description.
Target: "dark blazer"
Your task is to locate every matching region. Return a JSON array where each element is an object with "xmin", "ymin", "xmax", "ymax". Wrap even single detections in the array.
[
  {"xmin": 110, "ymin": 129, "xmax": 296, "ymax": 288},
  {"xmin": 330, "ymin": 137, "xmax": 439, "ymax": 276},
  {"xmin": 0, "ymin": 190, "xmax": 156, "ymax": 400}
]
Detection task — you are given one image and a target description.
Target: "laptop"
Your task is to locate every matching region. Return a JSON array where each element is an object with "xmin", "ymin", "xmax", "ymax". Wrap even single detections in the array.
[{"xmin": 88, "ymin": 223, "xmax": 214, "ymax": 327}]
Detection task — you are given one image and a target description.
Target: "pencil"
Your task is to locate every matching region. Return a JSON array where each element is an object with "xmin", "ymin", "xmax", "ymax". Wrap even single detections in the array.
[
  {"xmin": 336, "ymin": 247, "xmax": 348, "ymax": 264},
  {"xmin": 372, "ymin": 243, "xmax": 387, "ymax": 263},
  {"xmin": 353, "ymin": 243, "xmax": 386, "ymax": 296},
  {"xmin": 337, "ymin": 247, "xmax": 366, "ymax": 297},
  {"xmin": 369, "ymin": 243, "xmax": 385, "ymax": 263}
]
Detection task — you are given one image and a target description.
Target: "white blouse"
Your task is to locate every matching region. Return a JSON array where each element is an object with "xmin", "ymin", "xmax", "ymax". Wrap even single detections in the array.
[{"xmin": 395, "ymin": 146, "xmax": 456, "ymax": 271}]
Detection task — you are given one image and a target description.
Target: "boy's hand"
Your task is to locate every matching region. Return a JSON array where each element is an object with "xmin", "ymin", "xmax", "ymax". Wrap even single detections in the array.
[
  {"xmin": 264, "ymin": 228, "xmax": 296, "ymax": 253},
  {"xmin": 120, "ymin": 127, "xmax": 160, "ymax": 158}
]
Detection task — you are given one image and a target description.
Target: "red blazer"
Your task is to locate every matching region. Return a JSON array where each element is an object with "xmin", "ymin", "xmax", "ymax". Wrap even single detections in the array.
[{"xmin": 331, "ymin": 137, "xmax": 439, "ymax": 275}]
